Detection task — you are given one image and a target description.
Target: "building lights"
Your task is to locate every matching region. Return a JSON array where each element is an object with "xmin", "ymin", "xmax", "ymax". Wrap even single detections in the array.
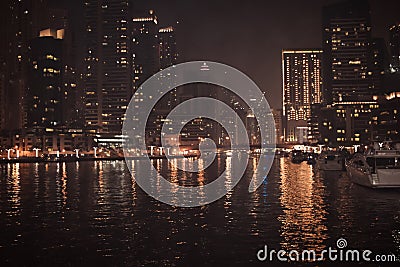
[
  {"xmin": 282, "ymin": 49, "xmax": 323, "ymax": 142},
  {"xmin": 159, "ymin": 26, "xmax": 174, "ymax": 33},
  {"xmin": 133, "ymin": 17, "xmax": 155, "ymax": 23},
  {"xmin": 386, "ymin": 92, "xmax": 400, "ymax": 100}
]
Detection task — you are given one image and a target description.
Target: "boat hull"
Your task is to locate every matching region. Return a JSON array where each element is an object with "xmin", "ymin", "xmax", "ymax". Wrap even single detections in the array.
[
  {"xmin": 346, "ymin": 165, "xmax": 373, "ymax": 187},
  {"xmin": 375, "ymin": 169, "xmax": 400, "ymax": 188},
  {"xmin": 346, "ymin": 165, "xmax": 400, "ymax": 188}
]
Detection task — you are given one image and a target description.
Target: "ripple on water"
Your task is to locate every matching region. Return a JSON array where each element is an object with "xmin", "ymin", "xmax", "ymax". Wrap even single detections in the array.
[{"xmin": 0, "ymin": 158, "xmax": 399, "ymax": 266}]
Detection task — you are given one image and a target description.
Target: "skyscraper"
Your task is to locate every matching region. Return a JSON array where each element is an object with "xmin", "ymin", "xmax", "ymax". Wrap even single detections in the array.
[
  {"xmin": 48, "ymin": 8, "xmax": 83, "ymax": 127},
  {"xmin": 8, "ymin": 0, "xmax": 49, "ymax": 76},
  {"xmin": 370, "ymin": 38, "xmax": 389, "ymax": 93},
  {"xmin": 83, "ymin": 0, "xmax": 132, "ymax": 133},
  {"xmin": 131, "ymin": 11, "xmax": 173, "ymax": 146},
  {"xmin": 282, "ymin": 50, "xmax": 323, "ymax": 143},
  {"xmin": 322, "ymin": 0, "xmax": 372, "ymax": 104},
  {"xmin": 132, "ymin": 10, "xmax": 160, "ymax": 88},
  {"xmin": 321, "ymin": 0, "xmax": 380, "ymax": 145},
  {"xmin": 4, "ymin": 0, "xmax": 50, "ymax": 130},
  {"xmin": 158, "ymin": 26, "xmax": 178, "ymax": 70},
  {"xmin": 389, "ymin": 23, "xmax": 400, "ymax": 73},
  {"xmin": 26, "ymin": 30, "xmax": 63, "ymax": 128}
]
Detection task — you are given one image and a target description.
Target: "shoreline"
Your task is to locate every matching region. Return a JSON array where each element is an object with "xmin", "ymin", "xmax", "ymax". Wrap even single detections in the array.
[{"xmin": 0, "ymin": 155, "xmax": 199, "ymax": 164}]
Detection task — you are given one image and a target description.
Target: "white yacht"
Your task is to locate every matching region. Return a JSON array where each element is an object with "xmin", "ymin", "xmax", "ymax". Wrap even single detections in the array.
[
  {"xmin": 316, "ymin": 151, "xmax": 345, "ymax": 171},
  {"xmin": 346, "ymin": 149, "xmax": 400, "ymax": 188}
]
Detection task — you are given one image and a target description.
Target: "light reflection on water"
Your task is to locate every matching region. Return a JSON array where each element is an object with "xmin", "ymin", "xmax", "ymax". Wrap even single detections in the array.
[
  {"xmin": 278, "ymin": 157, "xmax": 328, "ymax": 252},
  {"xmin": 9, "ymin": 163, "xmax": 21, "ymax": 214},
  {"xmin": 0, "ymin": 156, "xmax": 399, "ymax": 266}
]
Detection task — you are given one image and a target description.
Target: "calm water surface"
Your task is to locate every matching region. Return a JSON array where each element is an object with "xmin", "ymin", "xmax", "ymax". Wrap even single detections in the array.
[{"xmin": 0, "ymin": 156, "xmax": 399, "ymax": 266}]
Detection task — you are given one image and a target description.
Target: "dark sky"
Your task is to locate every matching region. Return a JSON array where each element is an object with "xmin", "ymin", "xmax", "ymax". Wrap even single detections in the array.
[{"xmin": 52, "ymin": 0, "xmax": 400, "ymax": 108}]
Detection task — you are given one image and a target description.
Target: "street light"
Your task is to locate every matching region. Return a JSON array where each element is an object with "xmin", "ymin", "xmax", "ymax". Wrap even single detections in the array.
[
  {"xmin": 318, "ymin": 144, "xmax": 324, "ymax": 154},
  {"xmin": 33, "ymin": 148, "xmax": 40, "ymax": 158},
  {"xmin": 75, "ymin": 149, "xmax": 79, "ymax": 158},
  {"xmin": 93, "ymin": 147, "xmax": 98, "ymax": 158},
  {"xmin": 353, "ymin": 145, "xmax": 360, "ymax": 153},
  {"xmin": 150, "ymin": 146, "xmax": 156, "ymax": 156},
  {"xmin": 6, "ymin": 149, "xmax": 14, "ymax": 160}
]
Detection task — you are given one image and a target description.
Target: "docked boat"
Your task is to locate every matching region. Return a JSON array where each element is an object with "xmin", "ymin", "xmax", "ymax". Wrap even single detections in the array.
[
  {"xmin": 306, "ymin": 152, "xmax": 317, "ymax": 165},
  {"xmin": 291, "ymin": 150, "xmax": 305, "ymax": 164},
  {"xmin": 316, "ymin": 151, "xmax": 345, "ymax": 171},
  {"xmin": 345, "ymin": 149, "xmax": 400, "ymax": 188}
]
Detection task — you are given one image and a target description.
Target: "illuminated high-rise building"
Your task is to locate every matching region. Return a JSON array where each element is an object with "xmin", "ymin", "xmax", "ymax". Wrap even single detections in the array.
[
  {"xmin": 83, "ymin": 0, "xmax": 132, "ymax": 133},
  {"xmin": 389, "ymin": 23, "xmax": 400, "ymax": 73},
  {"xmin": 3, "ymin": 0, "xmax": 49, "ymax": 130},
  {"xmin": 131, "ymin": 11, "xmax": 178, "ymax": 146},
  {"xmin": 322, "ymin": 0, "xmax": 372, "ymax": 104},
  {"xmin": 370, "ymin": 38, "xmax": 389, "ymax": 93},
  {"xmin": 321, "ymin": 0, "xmax": 380, "ymax": 145},
  {"xmin": 132, "ymin": 10, "xmax": 160, "ymax": 88},
  {"xmin": 282, "ymin": 50, "xmax": 323, "ymax": 143},
  {"xmin": 48, "ymin": 8, "xmax": 83, "ymax": 128},
  {"xmin": 8, "ymin": 0, "xmax": 49, "ymax": 75},
  {"xmin": 158, "ymin": 26, "xmax": 178, "ymax": 69},
  {"xmin": 26, "ymin": 29, "xmax": 63, "ymax": 128}
]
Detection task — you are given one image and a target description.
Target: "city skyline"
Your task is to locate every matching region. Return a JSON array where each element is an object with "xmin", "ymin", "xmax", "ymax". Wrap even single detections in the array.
[
  {"xmin": 1, "ymin": 0, "xmax": 400, "ymax": 111},
  {"xmin": 0, "ymin": 0, "xmax": 399, "ymax": 147},
  {"xmin": 44, "ymin": 0, "xmax": 400, "ymax": 109},
  {"xmin": 1, "ymin": 2, "xmax": 400, "ymax": 266}
]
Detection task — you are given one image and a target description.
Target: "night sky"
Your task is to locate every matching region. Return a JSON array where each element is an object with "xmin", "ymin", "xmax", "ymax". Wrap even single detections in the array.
[{"xmin": 51, "ymin": 0, "xmax": 400, "ymax": 108}]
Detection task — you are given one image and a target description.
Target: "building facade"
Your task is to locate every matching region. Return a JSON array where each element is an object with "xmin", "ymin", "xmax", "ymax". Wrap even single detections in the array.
[
  {"xmin": 272, "ymin": 109, "xmax": 283, "ymax": 144},
  {"xmin": 83, "ymin": 0, "xmax": 133, "ymax": 133},
  {"xmin": 158, "ymin": 26, "xmax": 178, "ymax": 70},
  {"xmin": 370, "ymin": 38, "xmax": 389, "ymax": 93},
  {"xmin": 322, "ymin": 0, "xmax": 373, "ymax": 104},
  {"xmin": 389, "ymin": 23, "xmax": 400, "ymax": 73},
  {"xmin": 132, "ymin": 10, "xmax": 160, "ymax": 88},
  {"xmin": 26, "ymin": 30, "xmax": 63, "ymax": 128},
  {"xmin": 320, "ymin": 0, "xmax": 384, "ymax": 145},
  {"xmin": 2, "ymin": 0, "xmax": 50, "ymax": 130},
  {"xmin": 282, "ymin": 50, "xmax": 323, "ymax": 143},
  {"xmin": 371, "ymin": 92, "xmax": 400, "ymax": 142}
]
